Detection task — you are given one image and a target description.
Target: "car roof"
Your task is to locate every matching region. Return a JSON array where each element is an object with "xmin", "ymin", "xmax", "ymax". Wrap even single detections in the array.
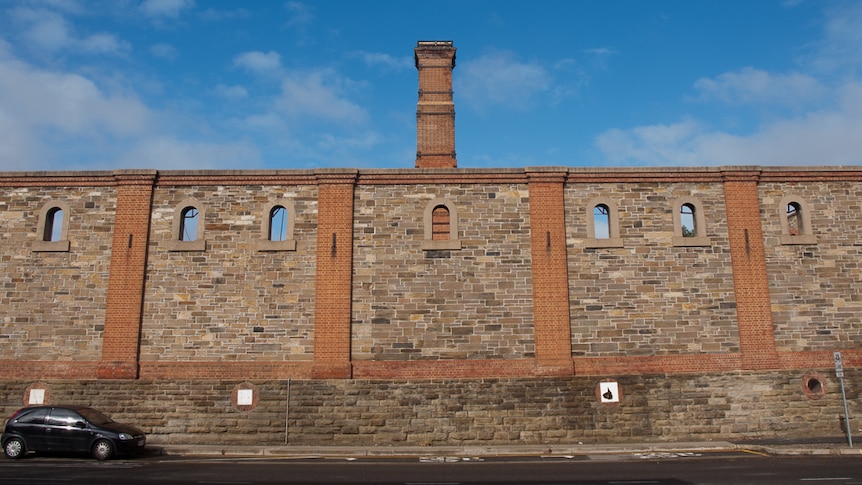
[{"xmin": 18, "ymin": 405, "xmax": 92, "ymax": 412}]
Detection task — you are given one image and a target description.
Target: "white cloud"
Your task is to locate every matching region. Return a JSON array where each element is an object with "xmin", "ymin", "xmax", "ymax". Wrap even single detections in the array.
[
  {"xmin": 694, "ymin": 67, "xmax": 825, "ymax": 106},
  {"xmin": 213, "ymin": 83, "xmax": 248, "ymax": 99},
  {"xmin": 150, "ymin": 43, "xmax": 178, "ymax": 60},
  {"xmin": 140, "ymin": 0, "xmax": 195, "ymax": 19},
  {"xmin": 233, "ymin": 50, "xmax": 282, "ymax": 73},
  {"xmin": 596, "ymin": 82, "xmax": 862, "ymax": 166},
  {"xmin": 26, "ymin": 0, "xmax": 85, "ymax": 14},
  {"xmin": 284, "ymin": 1, "xmax": 313, "ymax": 29},
  {"xmin": 10, "ymin": 7, "xmax": 130, "ymax": 56},
  {"xmin": 0, "ymin": 55, "xmax": 149, "ymax": 136},
  {"xmin": 0, "ymin": 52, "xmax": 151, "ymax": 169},
  {"xmin": 0, "ymin": 47, "xmax": 259, "ymax": 171},
  {"xmin": 805, "ymin": 2, "xmax": 862, "ymax": 74},
  {"xmin": 78, "ymin": 32, "xmax": 130, "ymax": 56},
  {"xmin": 276, "ymin": 68, "xmax": 367, "ymax": 124},
  {"xmin": 596, "ymin": 2, "xmax": 862, "ymax": 167},
  {"xmin": 117, "ymin": 136, "xmax": 260, "ymax": 169},
  {"xmin": 355, "ymin": 51, "xmax": 412, "ymax": 71},
  {"xmin": 457, "ymin": 50, "xmax": 552, "ymax": 111}
]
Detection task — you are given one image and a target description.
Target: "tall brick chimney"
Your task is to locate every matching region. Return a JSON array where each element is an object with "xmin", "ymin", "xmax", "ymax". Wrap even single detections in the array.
[{"xmin": 414, "ymin": 41, "xmax": 457, "ymax": 168}]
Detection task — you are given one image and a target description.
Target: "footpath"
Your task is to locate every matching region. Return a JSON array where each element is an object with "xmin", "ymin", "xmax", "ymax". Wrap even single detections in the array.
[{"xmin": 148, "ymin": 440, "xmax": 862, "ymax": 459}]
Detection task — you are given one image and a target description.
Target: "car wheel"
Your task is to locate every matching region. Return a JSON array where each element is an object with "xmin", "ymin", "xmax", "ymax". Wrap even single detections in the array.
[
  {"xmin": 4, "ymin": 438, "xmax": 25, "ymax": 459},
  {"xmin": 91, "ymin": 439, "xmax": 114, "ymax": 461}
]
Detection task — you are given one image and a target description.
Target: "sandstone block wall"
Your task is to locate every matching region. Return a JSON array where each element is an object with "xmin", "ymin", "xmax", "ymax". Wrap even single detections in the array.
[
  {"xmin": 565, "ymin": 182, "xmax": 739, "ymax": 356},
  {"xmin": 352, "ymin": 184, "xmax": 535, "ymax": 361},
  {"xmin": 760, "ymin": 181, "xmax": 862, "ymax": 353},
  {"xmin": 1, "ymin": 371, "xmax": 854, "ymax": 446},
  {"xmin": 0, "ymin": 186, "xmax": 115, "ymax": 361},
  {"xmin": 141, "ymin": 184, "xmax": 319, "ymax": 362}
]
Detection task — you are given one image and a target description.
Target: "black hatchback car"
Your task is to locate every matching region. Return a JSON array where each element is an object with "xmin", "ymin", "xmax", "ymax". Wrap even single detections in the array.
[{"xmin": 2, "ymin": 405, "xmax": 146, "ymax": 460}]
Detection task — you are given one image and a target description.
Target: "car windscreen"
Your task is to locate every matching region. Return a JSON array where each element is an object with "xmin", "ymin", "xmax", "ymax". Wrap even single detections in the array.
[{"xmin": 76, "ymin": 408, "xmax": 113, "ymax": 426}]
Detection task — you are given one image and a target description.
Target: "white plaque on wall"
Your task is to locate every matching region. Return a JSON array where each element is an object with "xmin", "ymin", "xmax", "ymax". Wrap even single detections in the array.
[
  {"xmin": 29, "ymin": 388, "xmax": 45, "ymax": 405},
  {"xmin": 237, "ymin": 389, "xmax": 254, "ymax": 406},
  {"xmin": 599, "ymin": 382, "xmax": 620, "ymax": 403}
]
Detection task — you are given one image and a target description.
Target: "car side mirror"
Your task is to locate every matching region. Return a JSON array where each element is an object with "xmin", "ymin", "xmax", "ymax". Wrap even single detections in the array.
[{"xmin": 74, "ymin": 421, "xmax": 87, "ymax": 429}]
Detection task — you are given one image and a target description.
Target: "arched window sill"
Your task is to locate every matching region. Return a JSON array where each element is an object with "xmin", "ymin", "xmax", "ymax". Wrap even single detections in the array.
[
  {"xmin": 256, "ymin": 239, "xmax": 298, "ymax": 252},
  {"xmin": 166, "ymin": 240, "xmax": 206, "ymax": 252},
  {"xmin": 584, "ymin": 238, "xmax": 623, "ymax": 249},
  {"xmin": 422, "ymin": 239, "xmax": 462, "ymax": 251},
  {"xmin": 672, "ymin": 236, "xmax": 711, "ymax": 247},
  {"xmin": 780, "ymin": 234, "xmax": 817, "ymax": 245},
  {"xmin": 32, "ymin": 240, "xmax": 70, "ymax": 252}
]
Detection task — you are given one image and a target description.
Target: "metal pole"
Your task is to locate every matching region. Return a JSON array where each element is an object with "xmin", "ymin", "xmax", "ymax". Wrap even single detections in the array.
[
  {"xmin": 840, "ymin": 376, "xmax": 852, "ymax": 448},
  {"xmin": 285, "ymin": 378, "xmax": 291, "ymax": 445}
]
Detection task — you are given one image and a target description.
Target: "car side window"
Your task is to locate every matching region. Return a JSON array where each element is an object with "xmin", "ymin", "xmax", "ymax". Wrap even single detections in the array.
[
  {"xmin": 17, "ymin": 408, "xmax": 48, "ymax": 424},
  {"xmin": 46, "ymin": 408, "xmax": 82, "ymax": 426}
]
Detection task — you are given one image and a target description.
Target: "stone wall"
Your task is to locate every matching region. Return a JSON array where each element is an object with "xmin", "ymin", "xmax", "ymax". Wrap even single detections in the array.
[
  {"xmin": 141, "ymin": 184, "xmax": 319, "ymax": 362},
  {"xmin": 1, "ymin": 370, "xmax": 854, "ymax": 446},
  {"xmin": 760, "ymin": 181, "xmax": 862, "ymax": 353},
  {"xmin": 352, "ymin": 184, "xmax": 535, "ymax": 361},
  {"xmin": 0, "ymin": 186, "xmax": 115, "ymax": 361},
  {"xmin": 565, "ymin": 182, "xmax": 739, "ymax": 357}
]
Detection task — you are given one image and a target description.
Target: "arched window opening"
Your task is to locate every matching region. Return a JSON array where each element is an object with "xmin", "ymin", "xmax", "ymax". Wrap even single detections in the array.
[
  {"xmin": 33, "ymin": 201, "xmax": 71, "ymax": 252},
  {"xmin": 269, "ymin": 206, "xmax": 288, "ymax": 242},
  {"xmin": 778, "ymin": 195, "xmax": 815, "ymax": 245},
  {"xmin": 43, "ymin": 207, "xmax": 64, "ymax": 242},
  {"xmin": 787, "ymin": 202, "xmax": 802, "ymax": 236},
  {"xmin": 593, "ymin": 204, "xmax": 610, "ymax": 239},
  {"xmin": 422, "ymin": 198, "xmax": 461, "ymax": 251},
  {"xmin": 431, "ymin": 205, "xmax": 451, "ymax": 241},
  {"xmin": 179, "ymin": 207, "xmax": 199, "ymax": 242},
  {"xmin": 680, "ymin": 203, "xmax": 696, "ymax": 237}
]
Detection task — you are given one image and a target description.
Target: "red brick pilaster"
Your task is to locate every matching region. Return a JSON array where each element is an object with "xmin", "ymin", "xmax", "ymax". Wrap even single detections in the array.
[
  {"xmin": 312, "ymin": 170, "xmax": 357, "ymax": 378},
  {"xmin": 527, "ymin": 168, "xmax": 574, "ymax": 376},
  {"xmin": 98, "ymin": 170, "xmax": 157, "ymax": 379},
  {"xmin": 722, "ymin": 169, "xmax": 779, "ymax": 370}
]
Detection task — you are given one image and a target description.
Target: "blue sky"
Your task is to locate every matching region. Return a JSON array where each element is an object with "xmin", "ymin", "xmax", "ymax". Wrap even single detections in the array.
[{"xmin": 1, "ymin": 0, "xmax": 861, "ymax": 172}]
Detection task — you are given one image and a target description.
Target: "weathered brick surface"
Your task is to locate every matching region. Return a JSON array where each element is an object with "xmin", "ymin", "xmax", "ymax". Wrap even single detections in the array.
[
  {"xmin": 141, "ymin": 184, "xmax": 318, "ymax": 362},
  {"xmin": 351, "ymin": 184, "xmax": 535, "ymax": 361},
  {"xmin": 761, "ymin": 181, "xmax": 862, "ymax": 352},
  {"xmin": 0, "ymin": 186, "xmax": 115, "ymax": 361},
  {"xmin": 1, "ymin": 371, "xmax": 854, "ymax": 445},
  {"xmin": 415, "ymin": 42, "xmax": 457, "ymax": 169},
  {"xmin": 565, "ymin": 183, "xmax": 739, "ymax": 356}
]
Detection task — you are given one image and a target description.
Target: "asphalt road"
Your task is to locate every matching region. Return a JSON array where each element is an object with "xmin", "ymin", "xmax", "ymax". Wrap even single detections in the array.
[{"xmin": 2, "ymin": 452, "xmax": 862, "ymax": 484}]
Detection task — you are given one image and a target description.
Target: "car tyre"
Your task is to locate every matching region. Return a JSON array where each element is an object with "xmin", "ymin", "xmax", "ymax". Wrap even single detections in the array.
[
  {"xmin": 4, "ymin": 437, "xmax": 25, "ymax": 459},
  {"xmin": 91, "ymin": 439, "xmax": 114, "ymax": 461}
]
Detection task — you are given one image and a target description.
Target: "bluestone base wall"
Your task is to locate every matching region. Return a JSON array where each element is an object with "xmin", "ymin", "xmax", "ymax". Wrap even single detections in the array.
[{"xmin": 2, "ymin": 370, "xmax": 854, "ymax": 446}]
